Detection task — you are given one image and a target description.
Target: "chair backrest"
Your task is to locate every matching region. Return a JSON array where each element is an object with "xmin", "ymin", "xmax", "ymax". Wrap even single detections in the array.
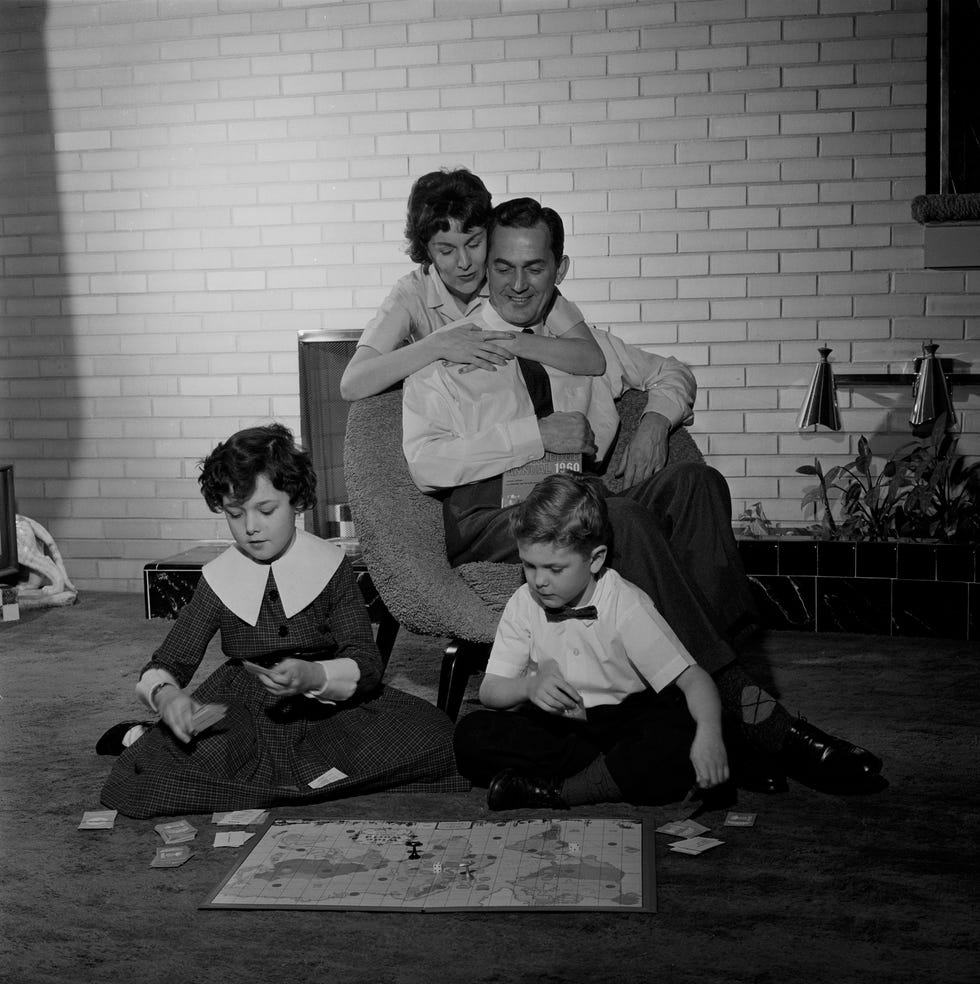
[{"xmin": 344, "ymin": 387, "xmax": 703, "ymax": 644}]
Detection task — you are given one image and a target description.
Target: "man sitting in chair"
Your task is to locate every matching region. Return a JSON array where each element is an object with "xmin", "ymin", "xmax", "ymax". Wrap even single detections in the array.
[{"xmin": 402, "ymin": 197, "xmax": 886, "ymax": 797}]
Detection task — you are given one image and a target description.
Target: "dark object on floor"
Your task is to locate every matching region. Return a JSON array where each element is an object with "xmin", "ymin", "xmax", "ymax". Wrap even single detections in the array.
[
  {"xmin": 487, "ymin": 768, "xmax": 569, "ymax": 811},
  {"xmin": 95, "ymin": 720, "xmax": 153, "ymax": 756},
  {"xmin": 781, "ymin": 718, "xmax": 885, "ymax": 794}
]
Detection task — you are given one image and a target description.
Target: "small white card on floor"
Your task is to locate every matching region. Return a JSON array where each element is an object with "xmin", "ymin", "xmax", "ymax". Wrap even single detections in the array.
[
  {"xmin": 656, "ymin": 819, "xmax": 710, "ymax": 838},
  {"xmin": 214, "ymin": 831, "xmax": 255, "ymax": 848},
  {"xmin": 724, "ymin": 812, "xmax": 757, "ymax": 827},
  {"xmin": 212, "ymin": 810, "xmax": 268, "ymax": 825},
  {"xmin": 308, "ymin": 767, "xmax": 348, "ymax": 789},
  {"xmin": 78, "ymin": 809, "xmax": 117, "ymax": 830},
  {"xmin": 669, "ymin": 836, "xmax": 724, "ymax": 855}
]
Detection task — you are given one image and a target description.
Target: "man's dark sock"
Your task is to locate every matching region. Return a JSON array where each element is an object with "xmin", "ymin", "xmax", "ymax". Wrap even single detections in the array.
[
  {"xmin": 713, "ymin": 663, "xmax": 793, "ymax": 755},
  {"xmin": 559, "ymin": 756, "xmax": 622, "ymax": 806}
]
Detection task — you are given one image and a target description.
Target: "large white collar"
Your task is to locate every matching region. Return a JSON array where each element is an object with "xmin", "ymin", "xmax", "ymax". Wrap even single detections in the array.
[{"xmin": 202, "ymin": 529, "xmax": 344, "ymax": 626}]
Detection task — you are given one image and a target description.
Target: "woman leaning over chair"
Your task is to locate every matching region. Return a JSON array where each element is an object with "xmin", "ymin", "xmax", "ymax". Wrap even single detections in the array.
[{"xmin": 339, "ymin": 168, "xmax": 604, "ymax": 402}]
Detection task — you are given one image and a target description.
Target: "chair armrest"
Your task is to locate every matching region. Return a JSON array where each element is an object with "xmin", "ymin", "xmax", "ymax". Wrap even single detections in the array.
[{"xmin": 344, "ymin": 390, "xmax": 503, "ymax": 642}]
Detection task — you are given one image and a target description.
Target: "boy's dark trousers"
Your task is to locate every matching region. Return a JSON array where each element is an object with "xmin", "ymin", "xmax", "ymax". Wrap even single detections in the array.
[{"xmin": 453, "ymin": 688, "xmax": 697, "ymax": 806}]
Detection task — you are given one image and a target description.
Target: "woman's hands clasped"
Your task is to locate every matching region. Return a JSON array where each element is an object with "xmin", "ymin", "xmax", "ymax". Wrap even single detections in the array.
[{"xmin": 436, "ymin": 324, "xmax": 516, "ymax": 372}]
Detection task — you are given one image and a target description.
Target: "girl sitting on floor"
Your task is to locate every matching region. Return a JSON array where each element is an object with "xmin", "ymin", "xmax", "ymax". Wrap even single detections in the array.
[{"xmin": 99, "ymin": 423, "xmax": 464, "ymax": 819}]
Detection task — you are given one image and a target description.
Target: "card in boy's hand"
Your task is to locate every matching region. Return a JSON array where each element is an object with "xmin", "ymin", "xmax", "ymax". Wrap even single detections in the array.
[{"xmin": 191, "ymin": 702, "xmax": 227, "ymax": 735}]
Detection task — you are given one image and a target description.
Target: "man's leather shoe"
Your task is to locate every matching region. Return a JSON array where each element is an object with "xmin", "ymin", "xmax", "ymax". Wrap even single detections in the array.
[
  {"xmin": 487, "ymin": 769, "xmax": 568, "ymax": 811},
  {"xmin": 95, "ymin": 720, "xmax": 152, "ymax": 756},
  {"xmin": 781, "ymin": 718, "xmax": 885, "ymax": 794}
]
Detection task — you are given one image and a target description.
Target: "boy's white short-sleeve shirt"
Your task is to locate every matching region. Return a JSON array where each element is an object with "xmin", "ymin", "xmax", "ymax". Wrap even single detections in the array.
[{"xmin": 486, "ymin": 568, "xmax": 697, "ymax": 708}]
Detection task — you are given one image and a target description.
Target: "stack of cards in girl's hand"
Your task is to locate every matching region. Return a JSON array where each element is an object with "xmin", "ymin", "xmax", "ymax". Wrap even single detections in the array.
[{"xmin": 191, "ymin": 702, "xmax": 227, "ymax": 735}]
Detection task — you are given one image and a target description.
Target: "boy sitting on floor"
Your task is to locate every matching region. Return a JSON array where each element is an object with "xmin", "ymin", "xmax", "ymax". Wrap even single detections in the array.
[{"xmin": 453, "ymin": 472, "xmax": 730, "ymax": 810}]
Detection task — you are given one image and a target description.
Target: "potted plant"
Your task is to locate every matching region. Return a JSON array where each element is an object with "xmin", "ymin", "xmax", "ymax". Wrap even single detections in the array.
[{"xmin": 795, "ymin": 416, "xmax": 979, "ymax": 544}]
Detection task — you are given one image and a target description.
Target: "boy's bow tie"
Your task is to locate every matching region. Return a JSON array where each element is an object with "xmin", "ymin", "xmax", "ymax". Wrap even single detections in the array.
[{"xmin": 545, "ymin": 605, "xmax": 598, "ymax": 623}]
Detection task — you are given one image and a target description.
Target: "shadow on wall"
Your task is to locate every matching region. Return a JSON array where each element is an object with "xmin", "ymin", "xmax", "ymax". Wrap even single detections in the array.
[{"xmin": 0, "ymin": 2, "xmax": 78, "ymax": 522}]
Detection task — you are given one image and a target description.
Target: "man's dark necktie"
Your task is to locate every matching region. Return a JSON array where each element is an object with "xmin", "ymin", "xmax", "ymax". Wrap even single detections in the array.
[
  {"xmin": 516, "ymin": 329, "xmax": 554, "ymax": 418},
  {"xmin": 545, "ymin": 605, "xmax": 598, "ymax": 622}
]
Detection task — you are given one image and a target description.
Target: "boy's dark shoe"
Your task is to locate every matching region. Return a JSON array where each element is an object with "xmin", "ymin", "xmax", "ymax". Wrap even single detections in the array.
[
  {"xmin": 780, "ymin": 719, "xmax": 886, "ymax": 794},
  {"xmin": 487, "ymin": 769, "xmax": 569, "ymax": 811},
  {"xmin": 95, "ymin": 720, "xmax": 153, "ymax": 756},
  {"xmin": 722, "ymin": 717, "xmax": 789, "ymax": 794}
]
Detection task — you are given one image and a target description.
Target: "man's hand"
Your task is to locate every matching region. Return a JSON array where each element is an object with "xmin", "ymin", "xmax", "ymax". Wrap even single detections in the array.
[
  {"xmin": 615, "ymin": 412, "xmax": 671, "ymax": 488},
  {"xmin": 434, "ymin": 324, "xmax": 516, "ymax": 372},
  {"xmin": 538, "ymin": 411, "xmax": 597, "ymax": 456},
  {"xmin": 527, "ymin": 661, "xmax": 583, "ymax": 716}
]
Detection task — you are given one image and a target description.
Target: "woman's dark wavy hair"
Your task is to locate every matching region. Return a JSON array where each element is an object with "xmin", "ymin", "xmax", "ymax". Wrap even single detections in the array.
[
  {"xmin": 509, "ymin": 472, "xmax": 610, "ymax": 558},
  {"xmin": 488, "ymin": 197, "xmax": 565, "ymax": 264},
  {"xmin": 405, "ymin": 168, "xmax": 493, "ymax": 265},
  {"xmin": 198, "ymin": 423, "xmax": 317, "ymax": 514}
]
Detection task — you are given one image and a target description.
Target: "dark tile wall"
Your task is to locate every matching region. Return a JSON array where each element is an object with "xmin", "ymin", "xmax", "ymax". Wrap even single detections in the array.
[
  {"xmin": 740, "ymin": 538, "xmax": 978, "ymax": 641},
  {"xmin": 145, "ymin": 539, "xmax": 978, "ymax": 641}
]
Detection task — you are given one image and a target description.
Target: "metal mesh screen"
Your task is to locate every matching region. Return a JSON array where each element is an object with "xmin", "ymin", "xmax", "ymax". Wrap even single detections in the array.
[{"xmin": 297, "ymin": 330, "xmax": 359, "ymax": 539}]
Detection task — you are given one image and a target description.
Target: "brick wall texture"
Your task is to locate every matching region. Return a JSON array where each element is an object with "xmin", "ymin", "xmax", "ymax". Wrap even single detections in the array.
[{"xmin": 1, "ymin": 0, "xmax": 977, "ymax": 592}]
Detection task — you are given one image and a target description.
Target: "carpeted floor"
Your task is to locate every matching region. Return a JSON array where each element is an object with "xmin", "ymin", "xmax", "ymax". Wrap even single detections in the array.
[{"xmin": 1, "ymin": 592, "xmax": 977, "ymax": 984}]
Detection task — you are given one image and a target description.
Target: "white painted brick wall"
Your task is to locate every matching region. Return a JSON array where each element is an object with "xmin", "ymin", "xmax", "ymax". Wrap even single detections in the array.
[{"xmin": 1, "ymin": 0, "xmax": 976, "ymax": 593}]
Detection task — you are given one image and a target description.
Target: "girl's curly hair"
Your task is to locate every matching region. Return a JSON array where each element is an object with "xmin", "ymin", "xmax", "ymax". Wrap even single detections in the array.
[{"xmin": 198, "ymin": 423, "xmax": 317, "ymax": 514}]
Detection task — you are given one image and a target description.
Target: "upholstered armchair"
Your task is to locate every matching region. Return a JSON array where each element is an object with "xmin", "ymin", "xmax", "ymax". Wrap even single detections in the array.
[{"xmin": 344, "ymin": 388, "xmax": 704, "ymax": 721}]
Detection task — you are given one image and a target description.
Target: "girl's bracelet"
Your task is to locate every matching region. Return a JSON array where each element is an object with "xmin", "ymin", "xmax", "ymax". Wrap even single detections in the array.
[{"xmin": 149, "ymin": 680, "xmax": 175, "ymax": 711}]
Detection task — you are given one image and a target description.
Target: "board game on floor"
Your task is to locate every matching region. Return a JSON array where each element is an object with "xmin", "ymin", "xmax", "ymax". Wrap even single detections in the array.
[{"xmin": 202, "ymin": 817, "xmax": 655, "ymax": 912}]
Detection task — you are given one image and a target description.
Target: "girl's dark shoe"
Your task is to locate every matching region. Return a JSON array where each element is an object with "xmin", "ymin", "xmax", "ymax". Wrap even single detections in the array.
[{"xmin": 96, "ymin": 721, "xmax": 153, "ymax": 756}]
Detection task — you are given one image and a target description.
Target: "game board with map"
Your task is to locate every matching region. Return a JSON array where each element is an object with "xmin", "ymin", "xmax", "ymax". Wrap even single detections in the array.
[{"xmin": 202, "ymin": 817, "xmax": 654, "ymax": 912}]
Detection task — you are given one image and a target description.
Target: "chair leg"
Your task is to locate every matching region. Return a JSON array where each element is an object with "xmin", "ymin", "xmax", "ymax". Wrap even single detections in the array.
[
  {"xmin": 374, "ymin": 611, "xmax": 400, "ymax": 670},
  {"xmin": 356, "ymin": 569, "xmax": 400, "ymax": 669},
  {"xmin": 437, "ymin": 639, "xmax": 490, "ymax": 723}
]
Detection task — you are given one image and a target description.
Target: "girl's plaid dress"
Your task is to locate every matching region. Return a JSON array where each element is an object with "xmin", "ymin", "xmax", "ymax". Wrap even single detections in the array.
[{"xmin": 101, "ymin": 536, "xmax": 465, "ymax": 819}]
